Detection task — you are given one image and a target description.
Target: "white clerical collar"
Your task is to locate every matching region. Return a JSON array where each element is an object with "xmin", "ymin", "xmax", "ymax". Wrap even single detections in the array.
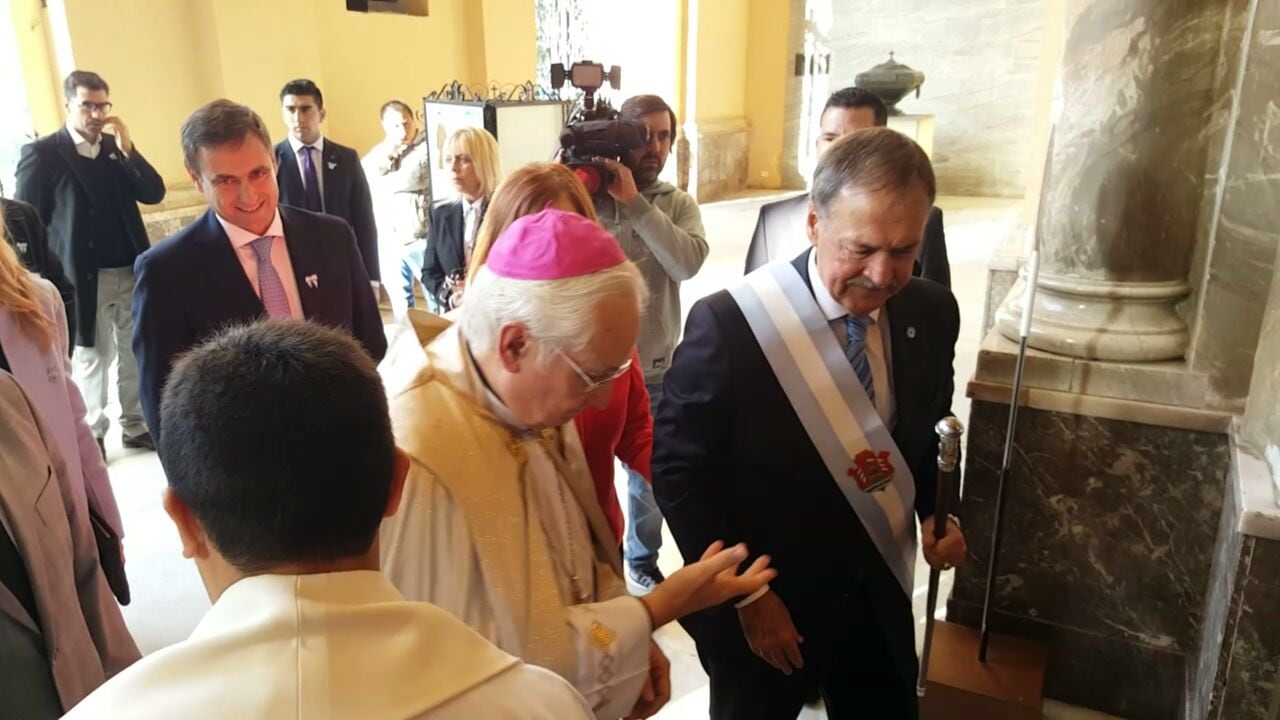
[
  {"xmin": 65, "ymin": 123, "xmax": 100, "ymax": 152},
  {"xmin": 288, "ymin": 134, "xmax": 325, "ymax": 156},
  {"xmin": 215, "ymin": 208, "xmax": 285, "ymax": 250},
  {"xmin": 807, "ymin": 247, "xmax": 881, "ymax": 324}
]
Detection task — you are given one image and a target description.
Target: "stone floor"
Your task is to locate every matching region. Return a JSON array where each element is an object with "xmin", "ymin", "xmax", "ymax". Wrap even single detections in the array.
[{"xmin": 101, "ymin": 192, "xmax": 1121, "ymax": 718}]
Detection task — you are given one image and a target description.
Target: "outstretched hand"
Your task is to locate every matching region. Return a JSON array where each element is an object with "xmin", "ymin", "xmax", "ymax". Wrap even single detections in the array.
[{"xmin": 640, "ymin": 541, "xmax": 776, "ymax": 629}]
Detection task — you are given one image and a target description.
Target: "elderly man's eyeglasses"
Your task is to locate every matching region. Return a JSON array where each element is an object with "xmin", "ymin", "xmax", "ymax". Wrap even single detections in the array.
[
  {"xmin": 555, "ymin": 347, "xmax": 631, "ymax": 394},
  {"xmin": 76, "ymin": 101, "xmax": 113, "ymax": 114}
]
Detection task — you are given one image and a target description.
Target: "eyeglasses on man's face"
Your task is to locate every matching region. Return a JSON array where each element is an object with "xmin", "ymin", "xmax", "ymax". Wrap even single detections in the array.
[
  {"xmin": 76, "ymin": 101, "xmax": 113, "ymax": 115},
  {"xmin": 554, "ymin": 346, "xmax": 632, "ymax": 395}
]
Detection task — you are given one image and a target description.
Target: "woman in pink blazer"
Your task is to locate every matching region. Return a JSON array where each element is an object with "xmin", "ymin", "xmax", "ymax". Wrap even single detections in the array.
[{"xmin": 1, "ymin": 207, "xmax": 126, "ymax": 596}]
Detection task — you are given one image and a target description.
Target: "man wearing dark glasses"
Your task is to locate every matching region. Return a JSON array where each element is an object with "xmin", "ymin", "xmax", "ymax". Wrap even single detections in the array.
[{"xmin": 15, "ymin": 70, "xmax": 166, "ymax": 457}]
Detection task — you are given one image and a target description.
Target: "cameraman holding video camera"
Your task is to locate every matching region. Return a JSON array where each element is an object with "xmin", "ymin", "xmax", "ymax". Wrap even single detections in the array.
[{"xmin": 591, "ymin": 94, "xmax": 707, "ymax": 594}]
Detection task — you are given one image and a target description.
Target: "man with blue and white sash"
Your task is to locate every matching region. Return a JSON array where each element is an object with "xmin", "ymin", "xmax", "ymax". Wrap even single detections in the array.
[{"xmin": 654, "ymin": 127, "xmax": 968, "ymax": 719}]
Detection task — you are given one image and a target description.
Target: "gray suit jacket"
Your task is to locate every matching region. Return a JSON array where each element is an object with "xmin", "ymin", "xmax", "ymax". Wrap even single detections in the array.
[
  {"xmin": 0, "ymin": 372, "xmax": 138, "ymax": 715},
  {"xmin": 744, "ymin": 192, "xmax": 951, "ymax": 288}
]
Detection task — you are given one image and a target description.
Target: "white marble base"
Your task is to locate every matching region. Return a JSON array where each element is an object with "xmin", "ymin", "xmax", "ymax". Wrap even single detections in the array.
[
  {"xmin": 1234, "ymin": 440, "xmax": 1280, "ymax": 542},
  {"xmin": 996, "ymin": 268, "xmax": 1191, "ymax": 361}
]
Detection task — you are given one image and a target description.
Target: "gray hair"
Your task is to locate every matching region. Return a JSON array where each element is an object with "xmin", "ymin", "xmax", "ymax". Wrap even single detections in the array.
[
  {"xmin": 181, "ymin": 99, "xmax": 274, "ymax": 174},
  {"xmin": 459, "ymin": 262, "xmax": 650, "ymax": 362},
  {"xmin": 811, "ymin": 127, "xmax": 936, "ymax": 217}
]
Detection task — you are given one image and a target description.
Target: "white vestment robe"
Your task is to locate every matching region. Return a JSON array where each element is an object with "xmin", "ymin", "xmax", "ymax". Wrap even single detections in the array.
[
  {"xmin": 63, "ymin": 571, "xmax": 591, "ymax": 719},
  {"xmin": 380, "ymin": 316, "xmax": 652, "ymax": 720}
]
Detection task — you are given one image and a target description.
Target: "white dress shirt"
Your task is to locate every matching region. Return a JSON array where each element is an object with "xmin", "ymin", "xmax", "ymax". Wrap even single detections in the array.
[
  {"xmin": 287, "ymin": 134, "xmax": 326, "ymax": 207},
  {"xmin": 808, "ymin": 248, "xmax": 896, "ymax": 427},
  {"xmin": 65, "ymin": 123, "xmax": 102, "ymax": 160},
  {"xmin": 461, "ymin": 195, "xmax": 481, "ymax": 265},
  {"xmin": 215, "ymin": 209, "xmax": 304, "ymax": 319}
]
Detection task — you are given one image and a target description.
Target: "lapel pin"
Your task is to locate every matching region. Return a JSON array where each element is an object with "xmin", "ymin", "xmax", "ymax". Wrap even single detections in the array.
[
  {"xmin": 15, "ymin": 242, "xmax": 27, "ymax": 255},
  {"xmin": 906, "ymin": 326, "xmax": 917, "ymax": 339},
  {"xmin": 109, "ymin": 152, "xmax": 118, "ymax": 161},
  {"xmin": 305, "ymin": 274, "xmax": 319, "ymax": 289},
  {"xmin": 327, "ymin": 161, "xmax": 337, "ymax": 170}
]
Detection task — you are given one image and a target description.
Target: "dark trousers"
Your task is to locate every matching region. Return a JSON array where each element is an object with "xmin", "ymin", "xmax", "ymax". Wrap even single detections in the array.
[{"xmin": 697, "ymin": 588, "xmax": 919, "ymax": 720}]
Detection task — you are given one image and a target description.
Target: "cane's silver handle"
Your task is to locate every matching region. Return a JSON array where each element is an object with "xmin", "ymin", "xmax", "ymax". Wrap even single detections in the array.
[{"xmin": 936, "ymin": 416, "xmax": 964, "ymax": 473}]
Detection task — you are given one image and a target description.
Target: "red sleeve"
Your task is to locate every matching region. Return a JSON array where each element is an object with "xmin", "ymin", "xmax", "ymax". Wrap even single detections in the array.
[{"xmin": 614, "ymin": 350, "xmax": 653, "ymax": 484}]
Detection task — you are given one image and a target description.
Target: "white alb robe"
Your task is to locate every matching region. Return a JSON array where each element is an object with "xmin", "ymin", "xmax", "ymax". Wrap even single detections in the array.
[
  {"xmin": 63, "ymin": 572, "xmax": 592, "ymax": 719},
  {"xmin": 380, "ymin": 318, "xmax": 653, "ymax": 720}
]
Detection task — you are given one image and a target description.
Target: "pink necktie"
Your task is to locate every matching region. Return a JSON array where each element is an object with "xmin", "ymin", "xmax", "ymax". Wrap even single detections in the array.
[{"xmin": 249, "ymin": 236, "xmax": 293, "ymax": 319}]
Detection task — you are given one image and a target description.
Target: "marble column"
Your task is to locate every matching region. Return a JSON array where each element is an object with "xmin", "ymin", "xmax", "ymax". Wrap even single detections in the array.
[{"xmin": 997, "ymin": 0, "xmax": 1227, "ymax": 361}]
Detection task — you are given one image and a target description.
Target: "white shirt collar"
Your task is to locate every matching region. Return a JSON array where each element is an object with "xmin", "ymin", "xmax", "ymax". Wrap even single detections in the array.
[
  {"xmin": 65, "ymin": 122, "xmax": 99, "ymax": 150},
  {"xmin": 288, "ymin": 134, "xmax": 325, "ymax": 156},
  {"xmin": 461, "ymin": 195, "xmax": 481, "ymax": 215},
  {"xmin": 807, "ymin": 247, "xmax": 880, "ymax": 323},
  {"xmin": 215, "ymin": 208, "xmax": 285, "ymax": 250}
]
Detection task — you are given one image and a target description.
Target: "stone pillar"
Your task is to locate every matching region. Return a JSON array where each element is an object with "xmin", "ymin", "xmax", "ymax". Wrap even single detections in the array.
[
  {"xmin": 996, "ymin": 0, "xmax": 1227, "ymax": 361},
  {"xmin": 950, "ymin": 2, "xmax": 1277, "ymax": 718}
]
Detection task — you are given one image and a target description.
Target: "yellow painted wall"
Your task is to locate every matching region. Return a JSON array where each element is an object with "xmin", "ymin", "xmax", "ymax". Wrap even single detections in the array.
[
  {"xmin": 744, "ymin": 0, "xmax": 790, "ymax": 188},
  {"xmin": 55, "ymin": 0, "xmax": 221, "ymax": 182},
  {"xmin": 24, "ymin": 0, "xmax": 527, "ymax": 185},
  {"xmin": 8, "ymin": 0, "xmax": 63, "ymax": 133},
  {"xmin": 690, "ymin": 0, "xmax": 748, "ymax": 122},
  {"xmin": 208, "ymin": 0, "xmax": 323, "ymax": 145},
  {"xmin": 480, "ymin": 0, "xmax": 537, "ymax": 88}
]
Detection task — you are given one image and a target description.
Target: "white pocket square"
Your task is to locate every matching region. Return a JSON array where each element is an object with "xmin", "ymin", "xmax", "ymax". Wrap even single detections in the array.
[{"xmin": 305, "ymin": 274, "xmax": 319, "ymax": 289}]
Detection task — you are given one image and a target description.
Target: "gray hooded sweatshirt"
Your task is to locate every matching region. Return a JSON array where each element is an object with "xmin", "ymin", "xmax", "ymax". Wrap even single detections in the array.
[{"xmin": 595, "ymin": 180, "xmax": 708, "ymax": 386}]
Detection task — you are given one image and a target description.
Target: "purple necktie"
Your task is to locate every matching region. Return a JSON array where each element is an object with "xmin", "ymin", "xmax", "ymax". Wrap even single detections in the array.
[
  {"xmin": 302, "ymin": 146, "xmax": 323, "ymax": 212},
  {"xmin": 249, "ymin": 236, "xmax": 293, "ymax": 319}
]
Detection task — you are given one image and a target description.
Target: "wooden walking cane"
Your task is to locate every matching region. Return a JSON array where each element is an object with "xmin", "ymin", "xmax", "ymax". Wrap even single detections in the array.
[
  {"xmin": 918, "ymin": 252, "xmax": 1047, "ymax": 720},
  {"xmin": 917, "ymin": 416, "xmax": 964, "ymax": 698}
]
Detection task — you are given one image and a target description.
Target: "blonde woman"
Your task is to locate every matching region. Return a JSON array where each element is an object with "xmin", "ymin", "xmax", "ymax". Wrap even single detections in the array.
[
  {"xmin": 0, "ymin": 202, "xmax": 138, "ymax": 715},
  {"xmin": 421, "ymin": 126, "xmax": 502, "ymax": 311}
]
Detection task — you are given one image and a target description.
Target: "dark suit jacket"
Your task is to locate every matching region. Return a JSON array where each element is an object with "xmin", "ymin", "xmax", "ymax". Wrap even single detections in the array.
[
  {"xmin": 744, "ymin": 192, "xmax": 951, "ymax": 287},
  {"xmin": 14, "ymin": 128, "xmax": 166, "ymax": 346},
  {"xmin": 653, "ymin": 249, "xmax": 959, "ymax": 697},
  {"xmin": 131, "ymin": 206, "xmax": 388, "ymax": 437},
  {"xmin": 421, "ymin": 198, "xmax": 488, "ymax": 309},
  {"xmin": 274, "ymin": 138, "xmax": 379, "ymax": 282},
  {"xmin": 2, "ymin": 197, "xmax": 76, "ymax": 353}
]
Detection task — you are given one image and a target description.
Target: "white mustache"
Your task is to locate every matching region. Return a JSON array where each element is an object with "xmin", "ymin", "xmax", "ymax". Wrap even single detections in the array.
[{"xmin": 844, "ymin": 277, "xmax": 895, "ymax": 292}]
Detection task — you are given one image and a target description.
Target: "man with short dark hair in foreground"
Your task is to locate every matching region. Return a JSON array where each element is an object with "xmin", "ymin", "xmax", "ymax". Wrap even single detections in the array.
[{"xmin": 65, "ymin": 320, "xmax": 592, "ymax": 719}]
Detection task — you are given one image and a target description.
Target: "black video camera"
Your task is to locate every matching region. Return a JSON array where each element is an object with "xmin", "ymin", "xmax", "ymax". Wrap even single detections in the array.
[
  {"xmin": 558, "ymin": 119, "xmax": 648, "ymax": 196},
  {"xmin": 551, "ymin": 60, "xmax": 649, "ymax": 196}
]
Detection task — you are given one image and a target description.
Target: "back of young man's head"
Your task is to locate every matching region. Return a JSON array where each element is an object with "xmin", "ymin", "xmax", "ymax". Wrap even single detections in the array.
[{"xmin": 159, "ymin": 320, "xmax": 396, "ymax": 575}]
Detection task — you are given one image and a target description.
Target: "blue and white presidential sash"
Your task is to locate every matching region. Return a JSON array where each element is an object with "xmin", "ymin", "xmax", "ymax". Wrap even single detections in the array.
[{"xmin": 728, "ymin": 261, "xmax": 917, "ymax": 596}]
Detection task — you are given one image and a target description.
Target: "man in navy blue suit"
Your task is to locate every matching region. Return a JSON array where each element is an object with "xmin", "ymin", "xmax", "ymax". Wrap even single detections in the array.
[
  {"xmin": 274, "ymin": 79, "xmax": 379, "ymax": 289},
  {"xmin": 654, "ymin": 128, "xmax": 967, "ymax": 719},
  {"xmin": 132, "ymin": 99, "xmax": 386, "ymax": 439}
]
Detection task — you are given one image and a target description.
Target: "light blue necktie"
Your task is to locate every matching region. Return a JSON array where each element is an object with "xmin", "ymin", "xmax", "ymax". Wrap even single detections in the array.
[
  {"xmin": 249, "ymin": 236, "xmax": 292, "ymax": 319},
  {"xmin": 845, "ymin": 314, "xmax": 876, "ymax": 405}
]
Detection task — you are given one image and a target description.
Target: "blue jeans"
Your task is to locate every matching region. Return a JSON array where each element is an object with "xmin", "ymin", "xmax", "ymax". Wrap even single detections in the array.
[
  {"xmin": 382, "ymin": 238, "xmax": 428, "ymax": 318},
  {"xmin": 624, "ymin": 382, "xmax": 665, "ymax": 573}
]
